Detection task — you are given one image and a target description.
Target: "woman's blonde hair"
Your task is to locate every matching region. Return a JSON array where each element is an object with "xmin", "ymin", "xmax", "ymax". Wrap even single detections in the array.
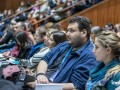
[{"xmin": 96, "ymin": 31, "xmax": 120, "ymax": 58}]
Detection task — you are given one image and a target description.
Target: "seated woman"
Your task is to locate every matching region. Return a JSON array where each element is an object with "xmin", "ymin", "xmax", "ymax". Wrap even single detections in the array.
[
  {"xmin": 26, "ymin": 27, "xmax": 47, "ymax": 60},
  {"xmin": 15, "ymin": 31, "xmax": 33, "ymax": 59},
  {"xmin": 26, "ymin": 29, "xmax": 67, "ymax": 87},
  {"xmin": 29, "ymin": 28, "xmax": 67, "ymax": 67},
  {"xmin": 2, "ymin": 31, "xmax": 33, "ymax": 59},
  {"xmin": 86, "ymin": 31, "xmax": 120, "ymax": 90}
]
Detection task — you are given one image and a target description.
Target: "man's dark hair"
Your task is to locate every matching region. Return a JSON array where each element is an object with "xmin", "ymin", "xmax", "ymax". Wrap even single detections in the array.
[{"xmin": 68, "ymin": 16, "xmax": 91, "ymax": 38}]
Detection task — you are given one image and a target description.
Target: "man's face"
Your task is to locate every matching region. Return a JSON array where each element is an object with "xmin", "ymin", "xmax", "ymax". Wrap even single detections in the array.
[{"xmin": 67, "ymin": 23, "xmax": 83, "ymax": 48}]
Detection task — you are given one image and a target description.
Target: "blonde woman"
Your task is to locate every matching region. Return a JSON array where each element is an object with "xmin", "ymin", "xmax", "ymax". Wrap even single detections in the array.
[{"xmin": 86, "ymin": 31, "xmax": 120, "ymax": 90}]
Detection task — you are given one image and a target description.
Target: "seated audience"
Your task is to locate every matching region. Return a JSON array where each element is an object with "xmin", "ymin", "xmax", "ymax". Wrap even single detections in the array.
[{"xmin": 3, "ymin": 31, "xmax": 33, "ymax": 59}]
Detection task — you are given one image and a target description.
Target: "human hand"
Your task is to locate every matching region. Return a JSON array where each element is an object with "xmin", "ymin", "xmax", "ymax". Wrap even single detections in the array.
[{"xmin": 36, "ymin": 74, "xmax": 49, "ymax": 84}]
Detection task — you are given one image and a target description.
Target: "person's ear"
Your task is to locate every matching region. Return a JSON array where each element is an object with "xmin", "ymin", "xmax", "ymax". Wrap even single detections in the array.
[
  {"xmin": 106, "ymin": 47, "xmax": 112, "ymax": 54},
  {"xmin": 81, "ymin": 29, "xmax": 87, "ymax": 37}
]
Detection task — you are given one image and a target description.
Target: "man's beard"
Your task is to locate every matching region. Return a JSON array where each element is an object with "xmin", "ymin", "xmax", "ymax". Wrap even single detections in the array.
[{"xmin": 67, "ymin": 40, "xmax": 82, "ymax": 48}]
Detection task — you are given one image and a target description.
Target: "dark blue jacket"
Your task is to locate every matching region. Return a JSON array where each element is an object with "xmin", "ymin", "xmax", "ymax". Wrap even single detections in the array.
[
  {"xmin": 27, "ymin": 43, "xmax": 44, "ymax": 59},
  {"xmin": 42, "ymin": 40, "xmax": 98, "ymax": 90}
]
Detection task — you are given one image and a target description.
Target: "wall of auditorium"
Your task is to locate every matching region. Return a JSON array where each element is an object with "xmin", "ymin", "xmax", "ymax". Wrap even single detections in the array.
[
  {"xmin": 59, "ymin": 0, "xmax": 120, "ymax": 29},
  {"xmin": 0, "ymin": 0, "xmax": 35, "ymax": 12}
]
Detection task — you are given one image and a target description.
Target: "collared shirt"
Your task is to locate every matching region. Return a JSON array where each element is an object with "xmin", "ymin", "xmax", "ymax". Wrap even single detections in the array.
[{"xmin": 42, "ymin": 40, "xmax": 98, "ymax": 89}]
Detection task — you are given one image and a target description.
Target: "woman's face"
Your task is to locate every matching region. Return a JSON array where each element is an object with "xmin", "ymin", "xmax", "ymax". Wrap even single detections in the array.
[
  {"xmin": 34, "ymin": 30, "xmax": 43, "ymax": 43},
  {"xmin": 93, "ymin": 38, "xmax": 108, "ymax": 62},
  {"xmin": 48, "ymin": 34, "xmax": 56, "ymax": 48},
  {"xmin": 44, "ymin": 32, "xmax": 50, "ymax": 46}
]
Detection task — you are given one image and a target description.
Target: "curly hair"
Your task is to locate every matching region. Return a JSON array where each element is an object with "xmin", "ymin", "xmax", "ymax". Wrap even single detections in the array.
[
  {"xmin": 96, "ymin": 31, "xmax": 120, "ymax": 58},
  {"xmin": 68, "ymin": 16, "xmax": 92, "ymax": 38}
]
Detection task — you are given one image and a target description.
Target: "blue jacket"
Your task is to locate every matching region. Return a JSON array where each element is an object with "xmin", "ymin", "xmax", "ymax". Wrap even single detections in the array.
[
  {"xmin": 27, "ymin": 43, "xmax": 44, "ymax": 59},
  {"xmin": 42, "ymin": 40, "xmax": 98, "ymax": 90}
]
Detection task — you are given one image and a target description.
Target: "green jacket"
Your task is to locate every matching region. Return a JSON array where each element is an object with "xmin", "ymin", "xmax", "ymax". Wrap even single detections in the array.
[{"xmin": 86, "ymin": 59, "xmax": 120, "ymax": 90}]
